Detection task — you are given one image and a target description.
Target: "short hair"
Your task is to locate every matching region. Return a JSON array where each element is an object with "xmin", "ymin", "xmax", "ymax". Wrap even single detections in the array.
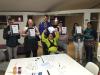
[
  {"xmin": 8, "ymin": 18, "xmax": 12, "ymax": 21},
  {"xmin": 87, "ymin": 21, "xmax": 92, "ymax": 25},
  {"xmin": 44, "ymin": 15, "xmax": 49, "ymax": 18}
]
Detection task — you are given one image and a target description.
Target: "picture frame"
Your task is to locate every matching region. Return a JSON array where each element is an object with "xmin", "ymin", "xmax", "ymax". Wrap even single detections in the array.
[
  {"xmin": 10, "ymin": 24, "xmax": 19, "ymax": 35},
  {"xmin": 28, "ymin": 28, "xmax": 35, "ymax": 37},
  {"xmin": 62, "ymin": 27, "xmax": 67, "ymax": 34},
  {"xmin": 76, "ymin": 26, "xmax": 82, "ymax": 34},
  {"xmin": 48, "ymin": 27, "xmax": 55, "ymax": 33}
]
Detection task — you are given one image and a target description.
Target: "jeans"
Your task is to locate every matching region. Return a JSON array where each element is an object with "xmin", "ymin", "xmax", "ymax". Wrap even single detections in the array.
[
  {"xmin": 58, "ymin": 40, "xmax": 67, "ymax": 53},
  {"xmin": 42, "ymin": 41, "xmax": 49, "ymax": 55},
  {"xmin": 73, "ymin": 41, "xmax": 83, "ymax": 63},
  {"xmin": 7, "ymin": 46, "xmax": 18, "ymax": 60},
  {"xmin": 84, "ymin": 45, "xmax": 93, "ymax": 62}
]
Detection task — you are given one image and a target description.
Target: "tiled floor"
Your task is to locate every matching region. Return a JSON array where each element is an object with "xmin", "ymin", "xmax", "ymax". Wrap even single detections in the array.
[{"xmin": 0, "ymin": 42, "xmax": 99, "ymax": 75}]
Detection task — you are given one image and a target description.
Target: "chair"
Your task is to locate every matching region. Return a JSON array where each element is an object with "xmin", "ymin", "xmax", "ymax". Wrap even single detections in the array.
[
  {"xmin": 85, "ymin": 62, "xmax": 99, "ymax": 75},
  {"xmin": 97, "ymin": 42, "xmax": 100, "ymax": 62}
]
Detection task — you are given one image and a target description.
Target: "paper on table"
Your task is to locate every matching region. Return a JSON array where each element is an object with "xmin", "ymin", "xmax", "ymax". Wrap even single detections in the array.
[
  {"xmin": 62, "ymin": 27, "xmax": 67, "ymax": 34},
  {"xmin": 76, "ymin": 26, "xmax": 82, "ymax": 34},
  {"xmin": 29, "ymin": 29, "xmax": 35, "ymax": 37},
  {"xmin": 11, "ymin": 25, "xmax": 19, "ymax": 34}
]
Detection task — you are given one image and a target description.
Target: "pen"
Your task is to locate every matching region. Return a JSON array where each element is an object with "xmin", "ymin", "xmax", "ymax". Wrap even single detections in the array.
[
  {"xmin": 41, "ymin": 57, "xmax": 44, "ymax": 63},
  {"xmin": 59, "ymin": 64, "xmax": 60, "ymax": 67},
  {"xmin": 47, "ymin": 70, "xmax": 50, "ymax": 75}
]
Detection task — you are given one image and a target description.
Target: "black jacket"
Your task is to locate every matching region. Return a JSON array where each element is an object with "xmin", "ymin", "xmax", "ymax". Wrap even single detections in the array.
[{"xmin": 3, "ymin": 26, "xmax": 20, "ymax": 47}]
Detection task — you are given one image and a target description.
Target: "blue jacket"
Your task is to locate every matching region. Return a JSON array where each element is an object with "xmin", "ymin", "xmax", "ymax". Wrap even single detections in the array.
[{"xmin": 39, "ymin": 21, "xmax": 51, "ymax": 34}]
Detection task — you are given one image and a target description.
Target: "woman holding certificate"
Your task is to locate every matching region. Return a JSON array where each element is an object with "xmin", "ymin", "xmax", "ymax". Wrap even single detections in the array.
[
  {"xmin": 3, "ymin": 18, "xmax": 20, "ymax": 60},
  {"xmin": 72, "ymin": 23, "xmax": 84, "ymax": 64},
  {"xmin": 21, "ymin": 18, "xmax": 40, "ymax": 57}
]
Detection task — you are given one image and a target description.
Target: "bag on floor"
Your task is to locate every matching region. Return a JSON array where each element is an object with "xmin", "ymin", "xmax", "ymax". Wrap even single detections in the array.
[{"xmin": 0, "ymin": 50, "xmax": 5, "ymax": 61}]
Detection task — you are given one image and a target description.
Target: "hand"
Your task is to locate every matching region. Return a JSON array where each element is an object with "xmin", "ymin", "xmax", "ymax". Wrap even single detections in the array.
[
  {"xmin": 8, "ymin": 31, "xmax": 11, "ymax": 35},
  {"xmin": 44, "ymin": 29, "xmax": 47, "ymax": 33}
]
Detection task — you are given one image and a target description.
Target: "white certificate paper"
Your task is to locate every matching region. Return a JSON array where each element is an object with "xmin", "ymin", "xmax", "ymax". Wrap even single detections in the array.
[
  {"xmin": 76, "ymin": 26, "xmax": 82, "ymax": 34},
  {"xmin": 29, "ymin": 29, "xmax": 35, "ymax": 37},
  {"xmin": 62, "ymin": 27, "xmax": 67, "ymax": 34},
  {"xmin": 11, "ymin": 24, "xmax": 19, "ymax": 34},
  {"xmin": 48, "ymin": 27, "xmax": 55, "ymax": 33}
]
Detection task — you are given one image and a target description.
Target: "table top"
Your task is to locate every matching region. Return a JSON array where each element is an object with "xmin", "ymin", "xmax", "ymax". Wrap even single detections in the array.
[{"xmin": 5, "ymin": 54, "xmax": 93, "ymax": 75}]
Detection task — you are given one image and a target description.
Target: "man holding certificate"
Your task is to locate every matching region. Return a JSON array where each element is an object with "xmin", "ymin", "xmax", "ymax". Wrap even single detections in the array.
[
  {"xmin": 21, "ymin": 18, "xmax": 40, "ymax": 57},
  {"xmin": 57, "ymin": 21, "xmax": 68, "ymax": 53},
  {"xmin": 10, "ymin": 24, "xmax": 19, "ymax": 35},
  {"xmin": 3, "ymin": 18, "xmax": 20, "ymax": 60}
]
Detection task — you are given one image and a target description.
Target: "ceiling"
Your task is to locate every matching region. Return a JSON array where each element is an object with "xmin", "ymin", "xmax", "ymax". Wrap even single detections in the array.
[{"xmin": 0, "ymin": 0, "xmax": 100, "ymax": 12}]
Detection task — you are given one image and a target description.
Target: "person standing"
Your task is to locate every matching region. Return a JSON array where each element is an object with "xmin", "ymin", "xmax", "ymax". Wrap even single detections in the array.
[
  {"xmin": 39, "ymin": 15, "xmax": 51, "ymax": 35},
  {"xmin": 57, "ymin": 21, "xmax": 68, "ymax": 53},
  {"xmin": 39, "ymin": 15, "xmax": 51, "ymax": 55},
  {"xmin": 21, "ymin": 18, "xmax": 40, "ymax": 57},
  {"xmin": 3, "ymin": 18, "xmax": 20, "ymax": 60},
  {"xmin": 72, "ymin": 23, "xmax": 84, "ymax": 64},
  {"xmin": 84, "ymin": 22, "xmax": 97, "ymax": 62}
]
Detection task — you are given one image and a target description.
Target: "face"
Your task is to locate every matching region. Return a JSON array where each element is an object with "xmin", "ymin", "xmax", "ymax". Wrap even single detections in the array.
[
  {"xmin": 8, "ymin": 19, "xmax": 14, "ymax": 25},
  {"xmin": 28, "ymin": 19, "xmax": 33, "ymax": 27},
  {"xmin": 44, "ymin": 16, "xmax": 48, "ymax": 22},
  {"xmin": 48, "ymin": 33, "xmax": 53, "ymax": 40},
  {"xmin": 54, "ymin": 20, "xmax": 58, "ymax": 25},
  {"xmin": 74, "ymin": 23, "xmax": 79, "ymax": 27},
  {"xmin": 58, "ymin": 22, "xmax": 62, "ymax": 27},
  {"xmin": 87, "ymin": 22, "xmax": 92, "ymax": 29}
]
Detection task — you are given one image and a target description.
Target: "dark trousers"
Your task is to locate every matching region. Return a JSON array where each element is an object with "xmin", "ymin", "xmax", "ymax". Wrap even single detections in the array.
[
  {"xmin": 84, "ymin": 45, "xmax": 93, "ymax": 62},
  {"xmin": 41, "ymin": 41, "xmax": 49, "ymax": 55},
  {"xmin": 24, "ymin": 43, "xmax": 38, "ymax": 57}
]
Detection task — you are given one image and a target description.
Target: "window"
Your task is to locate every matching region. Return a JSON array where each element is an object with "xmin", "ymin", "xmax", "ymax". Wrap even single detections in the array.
[
  {"xmin": 0, "ymin": 15, "xmax": 7, "ymax": 29},
  {"xmin": 10, "ymin": 15, "xmax": 23, "ymax": 22}
]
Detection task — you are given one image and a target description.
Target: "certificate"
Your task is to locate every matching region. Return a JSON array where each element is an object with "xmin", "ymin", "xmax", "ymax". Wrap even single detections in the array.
[
  {"xmin": 76, "ymin": 26, "xmax": 82, "ymax": 34},
  {"xmin": 62, "ymin": 27, "xmax": 67, "ymax": 34},
  {"xmin": 10, "ymin": 24, "xmax": 19, "ymax": 34},
  {"xmin": 48, "ymin": 27, "xmax": 55, "ymax": 33},
  {"xmin": 29, "ymin": 28, "xmax": 35, "ymax": 37}
]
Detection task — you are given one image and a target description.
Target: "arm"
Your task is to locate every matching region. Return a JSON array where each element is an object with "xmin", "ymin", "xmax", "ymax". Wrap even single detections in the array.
[
  {"xmin": 20, "ymin": 27, "xmax": 28, "ymax": 37},
  {"xmin": 35, "ymin": 26, "xmax": 40, "ymax": 35},
  {"xmin": 92, "ymin": 29, "xmax": 97, "ymax": 40},
  {"xmin": 41, "ymin": 31, "xmax": 47, "ymax": 42},
  {"xmin": 54, "ymin": 31, "xmax": 59, "ymax": 40},
  {"xmin": 3, "ymin": 28, "xmax": 7, "ymax": 39},
  {"xmin": 48, "ymin": 22, "xmax": 52, "ymax": 27},
  {"xmin": 3, "ymin": 28, "xmax": 11, "ymax": 39},
  {"xmin": 15, "ymin": 34, "xmax": 20, "ymax": 39},
  {"xmin": 39, "ymin": 23, "xmax": 43, "ymax": 35}
]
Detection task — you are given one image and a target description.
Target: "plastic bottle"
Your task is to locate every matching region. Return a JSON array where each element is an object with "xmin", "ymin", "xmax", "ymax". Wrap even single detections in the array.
[
  {"xmin": 13, "ymin": 65, "xmax": 17, "ymax": 75},
  {"xmin": 18, "ymin": 67, "xmax": 22, "ymax": 75}
]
